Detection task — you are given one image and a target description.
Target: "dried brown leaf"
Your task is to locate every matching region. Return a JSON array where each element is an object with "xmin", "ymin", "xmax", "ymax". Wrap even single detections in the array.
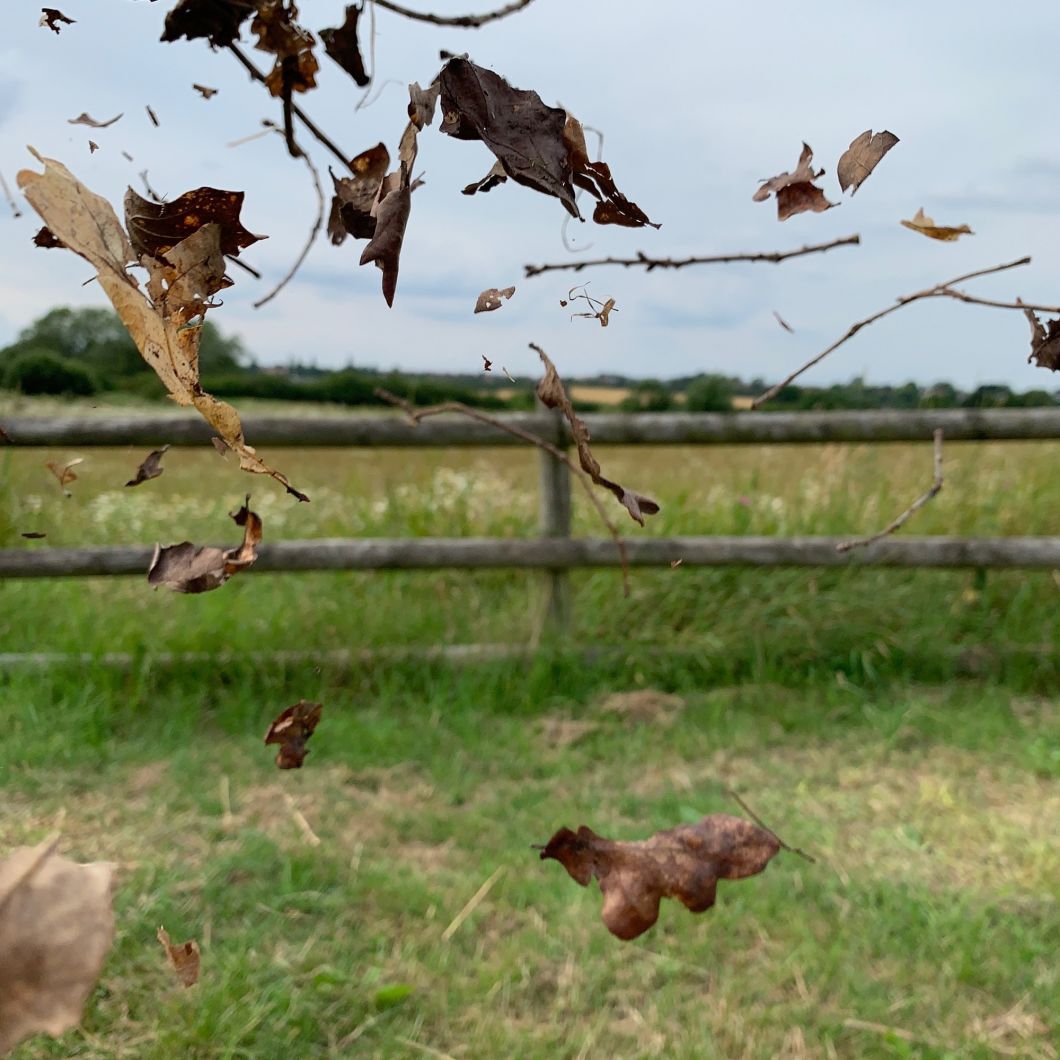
[
  {"xmin": 837, "ymin": 129, "xmax": 899, "ymax": 195},
  {"xmin": 753, "ymin": 142, "xmax": 837, "ymax": 221},
  {"xmin": 320, "ymin": 4, "xmax": 370, "ymax": 87},
  {"xmin": 192, "ymin": 83, "xmax": 218, "ymax": 99},
  {"xmin": 1023, "ymin": 305, "xmax": 1060, "ymax": 371},
  {"xmin": 88, "ymin": 140, "xmax": 99, "ymax": 154},
  {"xmin": 21, "ymin": 531, "xmax": 47, "ymax": 539},
  {"xmin": 462, "ymin": 159, "xmax": 508, "ymax": 197},
  {"xmin": 474, "ymin": 285, "xmax": 515, "ymax": 313},
  {"xmin": 67, "ymin": 112, "xmax": 122, "ymax": 129},
  {"xmin": 539, "ymin": 814, "xmax": 780, "ymax": 940},
  {"xmin": 482, "ymin": 354, "xmax": 492, "ymax": 371},
  {"xmin": 33, "ymin": 225, "xmax": 65, "ymax": 249},
  {"xmin": 252, "ymin": 0, "xmax": 318, "ymax": 97},
  {"xmin": 124, "ymin": 185, "xmax": 263, "ymax": 258},
  {"xmin": 264, "ymin": 699, "xmax": 323, "ymax": 769},
  {"xmin": 125, "ymin": 445, "xmax": 169, "ymax": 487},
  {"xmin": 900, "ymin": 207, "xmax": 973, "ymax": 241},
  {"xmin": 40, "ymin": 8, "xmax": 75, "ymax": 33},
  {"xmin": 327, "ymin": 144, "xmax": 389, "ymax": 244},
  {"xmin": 0, "ymin": 838, "xmax": 115, "ymax": 1054},
  {"xmin": 145, "ymin": 105, "xmax": 160, "ymax": 127},
  {"xmin": 45, "ymin": 457, "xmax": 82, "ymax": 495},
  {"xmin": 161, "ymin": 0, "xmax": 255, "ymax": 47},
  {"xmin": 359, "ymin": 161, "xmax": 411, "ymax": 307},
  {"xmin": 772, "ymin": 309, "xmax": 794, "ymax": 333},
  {"xmin": 157, "ymin": 926, "xmax": 200, "ymax": 988}
]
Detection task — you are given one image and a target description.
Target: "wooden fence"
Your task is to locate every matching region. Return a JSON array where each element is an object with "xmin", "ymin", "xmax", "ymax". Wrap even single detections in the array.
[{"xmin": 3, "ymin": 407, "xmax": 1059, "ymax": 632}]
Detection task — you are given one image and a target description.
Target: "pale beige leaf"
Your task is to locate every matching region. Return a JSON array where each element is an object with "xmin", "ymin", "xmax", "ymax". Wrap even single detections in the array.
[
  {"xmin": 900, "ymin": 207, "xmax": 973, "ymax": 242},
  {"xmin": 837, "ymin": 129, "xmax": 899, "ymax": 195},
  {"xmin": 474, "ymin": 285, "xmax": 516, "ymax": 313}
]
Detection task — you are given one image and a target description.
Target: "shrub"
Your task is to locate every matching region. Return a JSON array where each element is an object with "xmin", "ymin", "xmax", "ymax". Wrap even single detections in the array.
[{"xmin": 1, "ymin": 348, "xmax": 98, "ymax": 396}]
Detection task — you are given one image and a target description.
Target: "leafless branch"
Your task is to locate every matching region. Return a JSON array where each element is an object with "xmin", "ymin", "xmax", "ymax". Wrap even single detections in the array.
[
  {"xmin": 371, "ymin": 0, "xmax": 536, "ymax": 28},
  {"xmin": 753, "ymin": 257, "xmax": 1038, "ymax": 408},
  {"xmin": 726, "ymin": 789, "xmax": 816, "ymax": 864},
  {"xmin": 836, "ymin": 430, "xmax": 944, "ymax": 553},
  {"xmin": 524, "ymin": 234, "xmax": 860, "ymax": 278},
  {"xmin": 374, "ymin": 387, "xmax": 631, "ymax": 594}
]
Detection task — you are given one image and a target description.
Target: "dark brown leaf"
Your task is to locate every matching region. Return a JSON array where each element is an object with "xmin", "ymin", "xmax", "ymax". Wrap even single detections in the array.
[
  {"xmin": 1023, "ymin": 306, "xmax": 1060, "ymax": 371},
  {"xmin": 753, "ymin": 142, "xmax": 837, "ymax": 221},
  {"xmin": 192, "ymin": 83, "xmax": 218, "ymax": 99},
  {"xmin": 145, "ymin": 105, "xmax": 160, "ymax": 127},
  {"xmin": 327, "ymin": 144, "xmax": 389, "ymax": 244},
  {"xmin": 124, "ymin": 185, "xmax": 264, "ymax": 258},
  {"xmin": 252, "ymin": 0, "xmax": 318, "ymax": 97},
  {"xmin": 210, "ymin": 436, "xmax": 230, "ymax": 456},
  {"xmin": 40, "ymin": 8, "xmax": 75, "ymax": 33},
  {"xmin": 474, "ymin": 285, "xmax": 515, "ymax": 313},
  {"xmin": 264, "ymin": 699, "xmax": 323, "ymax": 769},
  {"xmin": 408, "ymin": 81, "xmax": 440, "ymax": 130},
  {"xmin": 482, "ymin": 354, "xmax": 492, "ymax": 371},
  {"xmin": 837, "ymin": 129, "xmax": 899, "ymax": 195},
  {"xmin": 462, "ymin": 159, "xmax": 507, "ymax": 197},
  {"xmin": 33, "ymin": 225, "xmax": 65, "ymax": 248},
  {"xmin": 539, "ymin": 814, "xmax": 780, "ymax": 940},
  {"xmin": 773, "ymin": 310, "xmax": 794, "ymax": 333},
  {"xmin": 320, "ymin": 4, "xmax": 369, "ymax": 87},
  {"xmin": 67, "ymin": 112, "xmax": 122, "ymax": 129},
  {"xmin": 161, "ymin": 0, "xmax": 255, "ymax": 47},
  {"xmin": 21, "ymin": 532, "xmax": 47, "ymax": 539},
  {"xmin": 359, "ymin": 162, "xmax": 411, "ymax": 307},
  {"xmin": 125, "ymin": 445, "xmax": 169, "ymax": 487},
  {"xmin": 157, "ymin": 926, "xmax": 200, "ymax": 988}
]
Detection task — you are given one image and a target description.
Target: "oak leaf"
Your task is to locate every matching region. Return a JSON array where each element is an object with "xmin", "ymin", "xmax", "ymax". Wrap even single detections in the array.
[
  {"xmin": 320, "ymin": 4, "xmax": 370, "ymax": 87},
  {"xmin": 0, "ymin": 838, "xmax": 115, "ymax": 1054},
  {"xmin": 264, "ymin": 699, "xmax": 323, "ymax": 769},
  {"xmin": 40, "ymin": 9, "xmax": 75, "ymax": 34},
  {"xmin": 474, "ymin": 286, "xmax": 515, "ymax": 313},
  {"xmin": 157, "ymin": 926, "xmax": 200, "ymax": 988},
  {"xmin": 124, "ymin": 185, "xmax": 263, "ymax": 259},
  {"xmin": 125, "ymin": 445, "xmax": 169, "ymax": 487},
  {"xmin": 837, "ymin": 129, "xmax": 899, "ymax": 195},
  {"xmin": 900, "ymin": 207, "xmax": 973, "ymax": 241},
  {"xmin": 539, "ymin": 814, "xmax": 780, "ymax": 940},
  {"xmin": 1022, "ymin": 305, "xmax": 1060, "ymax": 372},
  {"xmin": 192, "ymin": 83, "xmax": 218, "ymax": 99},
  {"xmin": 32, "ymin": 225, "xmax": 65, "ymax": 249},
  {"xmin": 753, "ymin": 143, "xmax": 836, "ymax": 220}
]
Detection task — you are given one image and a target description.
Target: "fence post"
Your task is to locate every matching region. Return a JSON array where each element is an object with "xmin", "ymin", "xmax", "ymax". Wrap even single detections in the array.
[{"xmin": 536, "ymin": 403, "xmax": 573, "ymax": 636}]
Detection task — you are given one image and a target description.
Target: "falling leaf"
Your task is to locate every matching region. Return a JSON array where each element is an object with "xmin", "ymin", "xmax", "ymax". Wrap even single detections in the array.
[
  {"xmin": 40, "ymin": 8, "xmax": 75, "ymax": 33},
  {"xmin": 0, "ymin": 838, "xmax": 115, "ymax": 1054},
  {"xmin": 125, "ymin": 445, "xmax": 169, "ymax": 487},
  {"xmin": 21, "ymin": 531, "xmax": 47, "ymax": 539},
  {"xmin": 772, "ymin": 310, "xmax": 794, "ymax": 333},
  {"xmin": 32, "ymin": 225, "xmax": 65, "ymax": 248},
  {"xmin": 535, "ymin": 347, "xmax": 658, "ymax": 525},
  {"xmin": 161, "ymin": 0, "xmax": 255, "ymax": 47},
  {"xmin": 753, "ymin": 143, "xmax": 837, "ymax": 221},
  {"xmin": 157, "ymin": 926, "xmax": 200, "ymax": 988},
  {"xmin": 326, "ymin": 144, "xmax": 389, "ymax": 244},
  {"xmin": 45, "ymin": 457, "xmax": 83, "ymax": 495},
  {"xmin": 1022, "ymin": 305, "xmax": 1060, "ymax": 371},
  {"xmin": 88, "ymin": 140, "xmax": 99, "ymax": 154},
  {"xmin": 320, "ymin": 4, "xmax": 369, "ymax": 87},
  {"xmin": 251, "ymin": 0, "xmax": 318, "ymax": 97},
  {"xmin": 482, "ymin": 354, "xmax": 493, "ymax": 372},
  {"xmin": 264, "ymin": 699, "xmax": 323, "ymax": 769},
  {"xmin": 210, "ymin": 436, "xmax": 230, "ymax": 456},
  {"xmin": 462, "ymin": 160, "xmax": 507, "ymax": 197},
  {"xmin": 539, "ymin": 814, "xmax": 780, "ymax": 940},
  {"xmin": 145, "ymin": 105, "xmax": 160, "ymax": 127},
  {"xmin": 475, "ymin": 285, "xmax": 515, "ymax": 314},
  {"xmin": 900, "ymin": 207, "xmax": 973, "ymax": 241},
  {"xmin": 192, "ymin": 83, "xmax": 218, "ymax": 99},
  {"xmin": 837, "ymin": 129, "xmax": 899, "ymax": 195},
  {"xmin": 147, "ymin": 494, "xmax": 262, "ymax": 594},
  {"xmin": 68, "ymin": 112, "xmax": 122, "ymax": 129},
  {"xmin": 124, "ymin": 185, "xmax": 263, "ymax": 258},
  {"xmin": 359, "ymin": 161, "xmax": 411, "ymax": 307},
  {"xmin": 407, "ymin": 81, "xmax": 440, "ymax": 130}
]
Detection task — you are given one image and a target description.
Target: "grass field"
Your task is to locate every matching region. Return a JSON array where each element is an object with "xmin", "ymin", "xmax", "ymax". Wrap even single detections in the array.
[{"xmin": 1, "ymin": 408, "xmax": 1058, "ymax": 1058}]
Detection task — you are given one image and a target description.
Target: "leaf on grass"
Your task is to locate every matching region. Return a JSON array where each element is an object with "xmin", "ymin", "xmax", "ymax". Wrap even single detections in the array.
[
  {"xmin": 475, "ymin": 286, "xmax": 515, "ymax": 313},
  {"xmin": 88, "ymin": 140, "xmax": 99, "ymax": 154},
  {"xmin": 161, "ymin": 0, "xmax": 255, "ymax": 47},
  {"xmin": 837, "ymin": 129, "xmax": 899, "ymax": 195},
  {"xmin": 264, "ymin": 699, "xmax": 323, "ymax": 769},
  {"xmin": 33, "ymin": 225, "xmax": 65, "ymax": 249},
  {"xmin": 18, "ymin": 152, "xmax": 306, "ymax": 500},
  {"xmin": 0, "ymin": 425, "xmax": 11, "ymax": 443},
  {"xmin": 67, "ymin": 112, "xmax": 122, "ymax": 129},
  {"xmin": 900, "ymin": 207, "xmax": 973, "ymax": 241},
  {"xmin": 45, "ymin": 457, "xmax": 82, "ymax": 495},
  {"xmin": 359, "ymin": 161, "xmax": 411, "ymax": 307},
  {"xmin": 40, "ymin": 8, "xmax": 75, "ymax": 33},
  {"xmin": 210, "ymin": 436, "xmax": 231, "ymax": 456},
  {"xmin": 147, "ymin": 494, "xmax": 262, "ymax": 594},
  {"xmin": 462, "ymin": 159, "xmax": 507, "ymax": 196},
  {"xmin": 407, "ymin": 81, "xmax": 440, "ymax": 130},
  {"xmin": 539, "ymin": 814, "xmax": 780, "ymax": 940},
  {"xmin": 192, "ymin": 83, "xmax": 218, "ymax": 99},
  {"xmin": 320, "ymin": 4, "xmax": 370, "ymax": 87},
  {"xmin": 0, "ymin": 837, "xmax": 115, "ymax": 1054},
  {"xmin": 157, "ymin": 926, "xmax": 200, "ymax": 987},
  {"xmin": 327, "ymin": 144, "xmax": 389, "ymax": 244},
  {"xmin": 125, "ymin": 185, "xmax": 263, "ymax": 258},
  {"xmin": 125, "ymin": 445, "xmax": 169, "ymax": 487},
  {"xmin": 535, "ymin": 347, "xmax": 659, "ymax": 525},
  {"xmin": 1022, "ymin": 305, "xmax": 1060, "ymax": 371},
  {"xmin": 753, "ymin": 143, "xmax": 837, "ymax": 220}
]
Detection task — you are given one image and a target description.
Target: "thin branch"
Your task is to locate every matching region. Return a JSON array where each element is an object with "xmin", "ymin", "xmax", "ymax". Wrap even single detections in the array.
[
  {"xmin": 836, "ymin": 430, "xmax": 943, "ymax": 553},
  {"xmin": 441, "ymin": 865, "xmax": 505, "ymax": 940},
  {"xmin": 753, "ymin": 257, "xmax": 1033, "ymax": 408},
  {"xmin": 226, "ymin": 254, "xmax": 261, "ymax": 280},
  {"xmin": 726, "ymin": 789, "xmax": 816, "ymax": 864},
  {"xmin": 371, "ymin": 0, "xmax": 536, "ymax": 28},
  {"xmin": 0, "ymin": 170, "xmax": 22, "ymax": 218},
  {"xmin": 374, "ymin": 388, "xmax": 631, "ymax": 594},
  {"xmin": 524, "ymin": 234, "xmax": 860, "ymax": 278}
]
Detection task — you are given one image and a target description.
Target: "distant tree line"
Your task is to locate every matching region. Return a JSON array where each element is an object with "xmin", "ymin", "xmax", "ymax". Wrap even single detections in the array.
[{"xmin": 3, "ymin": 307, "xmax": 1057, "ymax": 412}]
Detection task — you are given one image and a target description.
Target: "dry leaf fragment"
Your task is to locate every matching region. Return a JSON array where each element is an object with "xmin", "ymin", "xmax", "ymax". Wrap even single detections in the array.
[
  {"xmin": 67, "ymin": 112, "xmax": 122, "ymax": 129},
  {"xmin": 320, "ymin": 4, "xmax": 370, "ymax": 87},
  {"xmin": 157, "ymin": 926, "xmax": 200, "ymax": 988},
  {"xmin": 45, "ymin": 457, "xmax": 82, "ymax": 496},
  {"xmin": 327, "ymin": 144, "xmax": 389, "ymax": 244},
  {"xmin": 125, "ymin": 445, "xmax": 169, "ymax": 487},
  {"xmin": 210, "ymin": 436, "xmax": 230, "ymax": 456},
  {"xmin": 1022, "ymin": 304, "xmax": 1060, "ymax": 371},
  {"xmin": 161, "ymin": 0, "xmax": 254, "ymax": 47},
  {"xmin": 772, "ymin": 310, "xmax": 794, "ymax": 333},
  {"xmin": 147, "ymin": 494, "xmax": 262, "ymax": 594},
  {"xmin": 837, "ymin": 129, "xmax": 899, "ymax": 195},
  {"xmin": 0, "ymin": 838, "xmax": 115, "ymax": 1054},
  {"xmin": 125, "ymin": 185, "xmax": 263, "ymax": 258},
  {"xmin": 40, "ymin": 8, "xmax": 75, "ymax": 33},
  {"xmin": 88, "ymin": 140, "xmax": 99, "ymax": 154},
  {"xmin": 145, "ymin": 105, "xmax": 160, "ymax": 127},
  {"xmin": 21, "ymin": 531, "xmax": 47, "ymax": 539},
  {"xmin": 482, "ymin": 354, "xmax": 493, "ymax": 371},
  {"xmin": 192, "ymin": 83, "xmax": 218, "ymax": 99},
  {"xmin": 264, "ymin": 699, "xmax": 323, "ymax": 769},
  {"xmin": 462, "ymin": 159, "xmax": 507, "ymax": 197},
  {"xmin": 753, "ymin": 143, "xmax": 837, "ymax": 221},
  {"xmin": 32, "ymin": 225, "xmax": 65, "ymax": 249},
  {"xmin": 539, "ymin": 814, "xmax": 780, "ymax": 940},
  {"xmin": 900, "ymin": 207, "xmax": 973, "ymax": 241},
  {"xmin": 475, "ymin": 286, "xmax": 515, "ymax": 314},
  {"xmin": 359, "ymin": 161, "xmax": 411, "ymax": 307}
]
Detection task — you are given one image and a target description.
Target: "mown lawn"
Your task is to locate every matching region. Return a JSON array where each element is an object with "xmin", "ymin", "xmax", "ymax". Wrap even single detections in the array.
[{"xmin": 1, "ymin": 414, "xmax": 1058, "ymax": 1058}]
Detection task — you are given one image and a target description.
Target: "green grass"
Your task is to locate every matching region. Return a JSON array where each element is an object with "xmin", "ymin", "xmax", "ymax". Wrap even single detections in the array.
[{"xmin": 1, "ymin": 412, "xmax": 1058, "ymax": 1057}]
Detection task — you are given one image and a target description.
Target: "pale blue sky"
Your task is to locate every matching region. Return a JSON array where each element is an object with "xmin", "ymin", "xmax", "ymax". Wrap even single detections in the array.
[{"xmin": 2, "ymin": 0, "xmax": 1059, "ymax": 389}]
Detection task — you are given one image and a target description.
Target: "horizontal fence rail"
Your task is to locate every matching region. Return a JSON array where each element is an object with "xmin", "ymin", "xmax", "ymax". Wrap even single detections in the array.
[
  {"xmin": 5, "ymin": 407, "xmax": 1060, "ymax": 448},
  {"xmin": 3, "ymin": 537, "xmax": 1059, "ymax": 579}
]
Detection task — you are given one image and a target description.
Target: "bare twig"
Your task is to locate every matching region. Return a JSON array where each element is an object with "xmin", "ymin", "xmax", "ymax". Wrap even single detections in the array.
[
  {"xmin": 726, "ymin": 789, "xmax": 816, "ymax": 864},
  {"xmin": 226, "ymin": 254, "xmax": 261, "ymax": 280},
  {"xmin": 752, "ymin": 257, "xmax": 1041, "ymax": 408},
  {"xmin": 283, "ymin": 793, "xmax": 321, "ymax": 847},
  {"xmin": 371, "ymin": 0, "xmax": 536, "ymax": 28},
  {"xmin": 524, "ymin": 234, "xmax": 860, "ymax": 278},
  {"xmin": 837, "ymin": 430, "xmax": 944, "ymax": 553},
  {"xmin": 138, "ymin": 170, "xmax": 164, "ymax": 203},
  {"xmin": 0, "ymin": 170, "xmax": 22, "ymax": 217},
  {"xmin": 442, "ymin": 865, "xmax": 505, "ymax": 940}
]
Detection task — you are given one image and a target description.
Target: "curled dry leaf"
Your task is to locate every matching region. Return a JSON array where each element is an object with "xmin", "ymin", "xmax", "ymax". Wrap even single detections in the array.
[
  {"xmin": 157, "ymin": 926, "xmax": 200, "ymax": 988},
  {"xmin": 192, "ymin": 83, "xmax": 218, "ymax": 99},
  {"xmin": 900, "ymin": 207, "xmax": 973, "ymax": 241},
  {"xmin": 539, "ymin": 814, "xmax": 780, "ymax": 940},
  {"xmin": 147, "ymin": 494, "xmax": 262, "ymax": 594},
  {"xmin": 534, "ymin": 346, "xmax": 658, "ymax": 525},
  {"xmin": 462, "ymin": 159, "xmax": 507, "ymax": 196},
  {"xmin": 327, "ymin": 144, "xmax": 390, "ymax": 244},
  {"xmin": 482, "ymin": 354, "xmax": 492, "ymax": 371},
  {"xmin": 45, "ymin": 457, "xmax": 82, "ymax": 496},
  {"xmin": 67, "ymin": 112, "xmax": 122, "ymax": 129},
  {"xmin": 837, "ymin": 129, "xmax": 899, "ymax": 195},
  {"xmin": 320, "ymin": 4, "xmax": 370, "ymax": 87},
  {"xmin": 1022, "ymin": 305, "xmax": 1060, "ymax": 372},
  {"xmin": 40, "ymin": 8, "xmax": 76, "ymax": 33},
  {"xmin": 474, "ymin": 286, "xmax": 515, "ymax": 314},
  {"xmin": 359, "ymin": 161, "xmax": 412, "ymax": 307},
  {"xmin": 753, "ymin": 142, "xmax": 836, "ymax": 221},
  {"xmin": 32, "ymin": 225, "xmax": 65, "ymax": 249},
  {"xmin": 772, "ymin": 309, "xmax": 794, "ymax": 333},
  {"xmin": 125, "ymin": 445, "xmax": 169, "ymax": 487},
  {"xmin": 18, "ymin": 151, "xmax": 306, "ymax": 500},
  {"xmin": 264, "ymin": 699, "xmax": 323, "ymax": 769},
  {"xmin": 161, "ymin": 0, "xmax": 255, "ymax": 47},
  {"xmin": 408, "ymin": 81, "xmax": 440, "ymax": 130},
  {"xmin": 0, "ymin": 837, "xmax": 115, "ymax": 1054}
]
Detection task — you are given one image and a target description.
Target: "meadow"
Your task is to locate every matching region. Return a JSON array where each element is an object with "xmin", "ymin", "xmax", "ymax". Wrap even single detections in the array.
[{"xmin": 1, "ymin": 408, "xmax": 1057, "ymax": 1058}]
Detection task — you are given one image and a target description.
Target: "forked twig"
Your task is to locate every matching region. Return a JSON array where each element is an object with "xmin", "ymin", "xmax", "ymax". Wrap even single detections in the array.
[
  {"xmin": 752, "ymin": 257, "xmax": 1060, "ymax": 407},
  {"xmin": 836, "ymin": 430, "xmax": 944, "ymax": 553},
  {"xmin": 726, "ymin": 789, "xmax": 816, "ymax": 864},
  {"xmin": 524, "ymin": 234, "xmax": 860, "ymax": 278},
  {"xmin": 371, "ymin": 0, "xmax": 536, "ymax": 28}
]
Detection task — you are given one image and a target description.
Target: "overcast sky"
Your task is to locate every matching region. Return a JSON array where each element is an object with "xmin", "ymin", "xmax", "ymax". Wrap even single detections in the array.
[{"xmin": 2, "ymin": 0, "xmax": 1060, "ymax": 389}]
